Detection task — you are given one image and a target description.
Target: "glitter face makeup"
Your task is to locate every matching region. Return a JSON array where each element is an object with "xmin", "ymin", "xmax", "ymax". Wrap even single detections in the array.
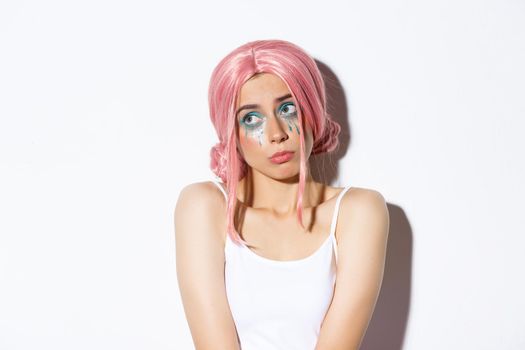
[
  {"xmin": 279, "ymin": 102, "xmax": 301, "ymax": 135},
  {"xmin": 235, "ymin": 73, "xmax": 313, "ymax": 180},
  {"xmin": 239, "ymin": 101, "xmax": 300, "ymax": 146}
]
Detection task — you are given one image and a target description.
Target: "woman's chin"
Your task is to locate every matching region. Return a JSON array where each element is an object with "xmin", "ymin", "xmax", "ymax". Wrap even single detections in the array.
[
  {"xmin": 269, "ymin": 168, "xmax": 301, "ymax": 182},
  {"xmin": 245, "ymin": 162, "xmax": 301, "ymax": 182}
]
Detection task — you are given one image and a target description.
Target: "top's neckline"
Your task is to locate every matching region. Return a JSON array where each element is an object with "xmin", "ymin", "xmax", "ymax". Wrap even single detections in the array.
[
  {"xmin": 226, "ymin": 230, "xmax": 334, "ymax": 266},
  {"xmin": 214, "ymin": 181, "xmax": 351, "ymax": 266}
]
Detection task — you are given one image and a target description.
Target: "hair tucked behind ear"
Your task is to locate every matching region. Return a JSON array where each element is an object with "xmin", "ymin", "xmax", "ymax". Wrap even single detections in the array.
[{"xmin": 208, "ymin": 39, "xmax": 341, "ymax": 245}]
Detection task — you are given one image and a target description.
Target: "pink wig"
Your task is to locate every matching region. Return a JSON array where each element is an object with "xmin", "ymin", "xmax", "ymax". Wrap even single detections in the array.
[{"xmin": 208, "ymin": 39, "xmax": 341, "ymax": 245}]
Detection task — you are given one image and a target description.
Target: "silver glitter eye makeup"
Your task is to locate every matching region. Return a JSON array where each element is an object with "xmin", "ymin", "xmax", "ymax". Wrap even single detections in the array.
[
  {"xmin": 241, "ymin": 113, "xmax": 264, "ymax": 128},
  {"xmin": 278, "ymin": 102, "xmax": 297, "ymax": 118}
]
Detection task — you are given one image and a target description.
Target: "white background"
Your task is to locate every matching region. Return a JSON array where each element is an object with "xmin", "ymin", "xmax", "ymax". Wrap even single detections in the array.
[{"xmin": 1, "ymin": 0, "xmax": 524, "ymax": 349}]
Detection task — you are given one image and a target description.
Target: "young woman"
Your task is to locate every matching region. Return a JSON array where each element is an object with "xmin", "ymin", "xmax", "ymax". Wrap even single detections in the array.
[{"xmin": 175, "ymin": 39, "xmax": 390, "ymax": 350}]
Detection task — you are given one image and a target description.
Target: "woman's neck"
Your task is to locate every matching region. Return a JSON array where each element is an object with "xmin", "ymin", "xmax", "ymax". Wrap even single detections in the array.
[{"xmin": 236, "ymin": 168, "xmax": 324, "ymax": 217}]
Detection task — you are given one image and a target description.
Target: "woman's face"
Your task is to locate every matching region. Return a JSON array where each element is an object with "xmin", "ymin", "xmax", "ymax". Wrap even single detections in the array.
[{"xmin": 235, "ymin": 73, "xmax": 313, "ymax": 180}]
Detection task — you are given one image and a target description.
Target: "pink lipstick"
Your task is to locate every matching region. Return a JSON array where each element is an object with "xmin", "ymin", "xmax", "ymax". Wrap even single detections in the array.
[{"xmin": 269, "ymin": 151, "xmax": 295, "ymax": 164}]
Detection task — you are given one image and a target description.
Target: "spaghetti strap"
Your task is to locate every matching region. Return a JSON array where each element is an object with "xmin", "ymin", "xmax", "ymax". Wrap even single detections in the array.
[
  {"xmin": 329, "ymin": 186, "xmax": 352, "ymax": 236},
  {"xmin": 329, "ymin": 186, "xmax": 352, "ymax": 263},
  {"xmin": 211, "ymin": 180, "xmax": 227, "ymax": 201}
]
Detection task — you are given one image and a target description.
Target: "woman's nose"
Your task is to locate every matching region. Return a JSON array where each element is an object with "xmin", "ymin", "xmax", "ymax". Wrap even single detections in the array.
[{"xmin": 267, "ymin": 115, "xmax": 289, "ymax": 144}]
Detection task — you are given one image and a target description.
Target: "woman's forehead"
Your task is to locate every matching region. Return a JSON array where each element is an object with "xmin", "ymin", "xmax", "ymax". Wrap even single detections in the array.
[{"xmin": 237, "ymin": 73, "xmax": 290, "ymax": 105}]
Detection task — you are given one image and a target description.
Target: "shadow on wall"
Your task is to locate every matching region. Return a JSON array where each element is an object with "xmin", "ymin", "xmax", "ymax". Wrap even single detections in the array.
[
  {"xmin": 311, "ymin": 60, "xmax": 413, "ymax": 350},
  {"xmin": 309, "ymin": 60, "xmax": 350, "ymax": 185}
]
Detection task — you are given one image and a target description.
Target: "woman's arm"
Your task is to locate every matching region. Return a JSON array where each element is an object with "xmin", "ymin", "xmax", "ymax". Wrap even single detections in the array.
[
  {"xmin": 315, "ymin": 188, "xmax": 390, "ymax": 350},
  {"xmin": 175, "ymin": 182, "xmax": 240, "ymax": 350}
]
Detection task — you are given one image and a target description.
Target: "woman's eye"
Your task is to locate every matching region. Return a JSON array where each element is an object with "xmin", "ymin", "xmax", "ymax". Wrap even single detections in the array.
[
  {"xmin": 241, "ymin": 113, "xmax": 263, "ymax": 127},
  {"xmin": 279, "ymin": 102, "xmax": 297, "ymax": 118}
]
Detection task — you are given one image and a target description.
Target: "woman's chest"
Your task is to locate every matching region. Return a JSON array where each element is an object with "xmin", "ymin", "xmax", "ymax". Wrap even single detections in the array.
[
  {"xmin": 234, "ymin": 203, "xmax": 335, "ymax": 261},
  {"xmin": 224, "ymin": 236, "xmax": 337, "ymax": 332}
]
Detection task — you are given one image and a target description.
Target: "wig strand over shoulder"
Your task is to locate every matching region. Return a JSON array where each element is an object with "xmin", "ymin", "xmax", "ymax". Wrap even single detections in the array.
[{"xmin": 208, "ymin": 39, "xmax": 341, "ymax": 245}]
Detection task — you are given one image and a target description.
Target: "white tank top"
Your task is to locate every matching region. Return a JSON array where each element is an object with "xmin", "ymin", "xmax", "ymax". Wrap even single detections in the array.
[{"xmin": 211, "ymin": 180, "xmax": 352, "ymax": 350}]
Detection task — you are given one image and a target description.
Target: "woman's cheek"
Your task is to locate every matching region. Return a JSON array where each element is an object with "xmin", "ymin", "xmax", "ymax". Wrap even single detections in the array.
[
  {"xmin": 240, "ymin": 134, "xmax": 262, "ymax": 157},
  {"xmin": 285, "ymin": 117, "xmax": 300, "ymax": 135},
  {"xmin": 241, "ymin": 123, "xmax": 266, "ymax": 147},
  {"xmin": 238, "ymin": 130, "xmax": 263, "ymax": 164}
]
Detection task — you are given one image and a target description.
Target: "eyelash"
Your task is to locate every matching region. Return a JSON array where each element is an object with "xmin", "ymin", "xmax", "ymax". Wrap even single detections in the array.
[
  {"xmin": 278, "ymin": 102, "xmax": 297, "ymax": 117},
  {"xmin": 240, "ymin": 102, "xmax": 297, "ymax": 127}
]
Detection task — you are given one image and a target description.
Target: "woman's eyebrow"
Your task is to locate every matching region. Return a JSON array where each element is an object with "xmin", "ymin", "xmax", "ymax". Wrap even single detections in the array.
[{"xmin": 236, "ymin": 93, "xmax": 292, "ymax": 116}]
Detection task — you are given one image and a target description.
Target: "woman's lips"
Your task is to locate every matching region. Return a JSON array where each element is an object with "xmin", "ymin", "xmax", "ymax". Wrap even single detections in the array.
[{"xmin": 269, "ymin": 151, "xmax": 295, "ymax": 164}]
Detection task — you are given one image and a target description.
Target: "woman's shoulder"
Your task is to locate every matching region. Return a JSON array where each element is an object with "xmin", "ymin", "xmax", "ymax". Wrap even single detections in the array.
[
  {"xmin": 179, "ymin": 180, "xmax": 222, "ymax": 193},
  {"xmin": 319, "ymin": 183, "xmax": 375, "ymax": 202},
  {"xmin": 178, "ymin": 180, "xmax": 227, "ymax": 207},
  {"xmin": 180, "ymin": 181, "xmax": 225, "ymax": 201},
  {"xmin": 175, "ymin": 181, "xmax": 228, "ymax": 242},
  {"xmin": 336, "ymin": 184, "xmax": 386, "ymax": 212},
  {"xmin": 337, "ymin": 185, "xmax": 389, "ymax": 236}
]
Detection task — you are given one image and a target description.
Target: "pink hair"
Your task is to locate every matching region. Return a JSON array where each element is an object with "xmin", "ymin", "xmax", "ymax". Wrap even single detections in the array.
[{"xmin": 208, "ymin": 39, "xmax": 341, "ymax": 245}]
